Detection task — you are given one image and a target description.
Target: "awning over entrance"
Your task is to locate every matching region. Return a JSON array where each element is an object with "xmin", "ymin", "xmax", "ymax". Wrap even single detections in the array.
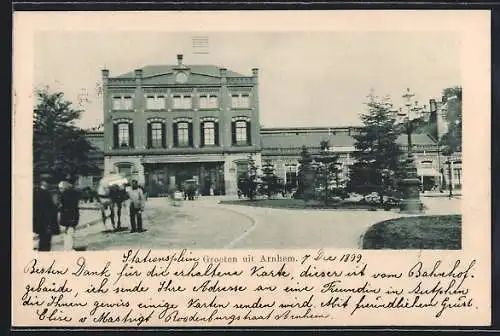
[
  {"xmin": 142, "ymin": 154, "xmax": 225, "ymax": 164},
  {"xmin": 417, "ymin": 167, "xmax": 439, "ymax": 176}
]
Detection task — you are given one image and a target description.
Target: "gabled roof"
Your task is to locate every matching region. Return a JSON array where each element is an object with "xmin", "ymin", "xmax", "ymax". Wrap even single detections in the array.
[{"xmin": 114, "ymin": 65, "xmax": 246, "ymax": 79}]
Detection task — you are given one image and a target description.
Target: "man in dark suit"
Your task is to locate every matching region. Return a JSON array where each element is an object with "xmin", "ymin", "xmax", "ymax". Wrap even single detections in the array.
[
  {"xmin": 59, "ymin": 176, "xmax": 81, "ymax": 251},
  {"xmin": 33, "ymin": 179, "xmax": 57, "ymax": 251}
]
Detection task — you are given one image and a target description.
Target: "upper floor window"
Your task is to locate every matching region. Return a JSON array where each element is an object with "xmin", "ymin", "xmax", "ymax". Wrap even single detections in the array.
[
  {"xmin": 199, "ymin": 94, "xmax": 218, "ymax": 109},
  {"xmin": 113, "ymin": 122, "xmax": 134, "ymax": 148},
  {"xmin": 147, "ymin": 121, "xmax": 166, "ymax": 149},
  {"xmin": 173, "ymin": 95, "xmax": 192, "ymax": 109},
  {"xmin": 112, "ymin": 95, "xmax": 133, "ymax": 110},
  {"xmin": 231, "ymin": 94, "xmax": 250, "ymax": 108},
  {"xmin": 201, "ymin": 121, "xmax": 219, "ymax": 146},
  {"xmin": 173, "ymin": 120, "xmax": 193, "ymax": 147},
  {"xmin": 145, "ymin": 94, "xmax": 165, "ymax": 110},
  {"xmin": 232, "ymin": 119, "xmax": 251, "ymax": 146},
  {"xmin": 235, "ymin": 121, "xmax": 247, "ymax": 144}
]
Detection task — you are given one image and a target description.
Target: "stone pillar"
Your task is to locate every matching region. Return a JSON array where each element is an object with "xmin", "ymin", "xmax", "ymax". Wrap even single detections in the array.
[
  {"xmin": 192, "ymin": 88, "xmax": 200, "ymax": 148},
  {"xmin": 101, "ymin": 69, "xmax": 112, "ymax": 152},
  {"xmin": 137, "ymin": 161, "xmax": 145, "ymax": 186},
  {"xmin": 134, "ymin": 69, "xmax": 144, "ymax": 149},
  {"xmin": 251, "ymin": 68, "xmax": 260, "ymax": 150},
  {"xmin": 193, "ymin": 117, "xmax": 200, "ymax": 148},
  {"xmin": 166, "ymin": 89, "xmax": 174, "ymax": 148},
  {"xmin": 104, "ymin": 156, "xmax": 114, "ymax": 176},
  {"xmin": 224, "ymin": 155, "xmax": 237, "ymax": 196},
  {"xmin": 220, "ymin": 68, "xmax": 230, "ymax": 149},
  {"xmin": 254, "ymin": 153, "xmax": 263, "ymax": 175}
]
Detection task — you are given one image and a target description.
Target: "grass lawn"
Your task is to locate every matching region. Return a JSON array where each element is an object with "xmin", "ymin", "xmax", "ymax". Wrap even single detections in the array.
[
  {"xmin": 362, "ymin": 215, "xmax": 462, "ymax": 250},
  {"xmin": 219, "ymin": 198, "xmax": 383, "ymax": 210}
]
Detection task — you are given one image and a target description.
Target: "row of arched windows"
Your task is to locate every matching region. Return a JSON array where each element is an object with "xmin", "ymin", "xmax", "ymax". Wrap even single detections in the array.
[{"xmin": 112, "ymin": 118, "xmax": 252, "ymax": 149}]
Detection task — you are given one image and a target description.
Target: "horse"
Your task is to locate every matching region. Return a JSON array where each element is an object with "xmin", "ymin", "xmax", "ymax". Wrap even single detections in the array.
[{"xmin": 97, "ymin": 182, "xmax": 128, "ymax": 231}]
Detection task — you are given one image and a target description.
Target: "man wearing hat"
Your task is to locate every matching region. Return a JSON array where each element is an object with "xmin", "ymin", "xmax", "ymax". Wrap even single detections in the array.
[
  {"xmin": 33, "ymin": 178, "xmax": 58, "ymax": 251},
  {"xmin": 59, "ymin": 175, "xmax": 80, "ymax": 250},
  {"xmin": 127, "ymin": 179, "xmax": 146, "ymax": 233}
]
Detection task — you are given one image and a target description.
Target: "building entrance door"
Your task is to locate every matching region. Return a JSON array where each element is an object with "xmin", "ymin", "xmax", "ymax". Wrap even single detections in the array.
[
  {"xmin": 175, "ymin": 166, "xmax": 198, "ymax": 191},
  {"xmin": 146, "ymin": 165, "xmax": 169, "ymax": 197}
]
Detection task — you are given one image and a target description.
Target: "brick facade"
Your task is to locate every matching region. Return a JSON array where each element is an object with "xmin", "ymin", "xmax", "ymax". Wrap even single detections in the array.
[{"xmin": 101, "ymin": 54, "xmax": 261, "ymax": 196}]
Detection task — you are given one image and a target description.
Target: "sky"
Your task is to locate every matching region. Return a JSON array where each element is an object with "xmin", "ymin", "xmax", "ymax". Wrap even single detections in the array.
[{"xmin": 34, "ymin": 31, "xmax": 461, "ymax": 129}]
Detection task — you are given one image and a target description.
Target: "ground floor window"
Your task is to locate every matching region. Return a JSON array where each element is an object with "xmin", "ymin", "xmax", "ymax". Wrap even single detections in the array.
[{"xmin": 285, "ymin": 165, "xmax": 297, "ymax": 189}]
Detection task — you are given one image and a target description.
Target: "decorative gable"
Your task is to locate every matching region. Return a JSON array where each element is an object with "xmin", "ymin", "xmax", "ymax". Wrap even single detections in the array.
[{"xmin": 141, "ymin": 73, "xmax": 223, "ymax": 86}]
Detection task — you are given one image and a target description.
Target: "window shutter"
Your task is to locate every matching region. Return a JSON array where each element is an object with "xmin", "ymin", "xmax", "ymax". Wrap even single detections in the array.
[
  {"xmin": 214, "ymin": 122, "xmax": 219, "ymax": 146},
  {"xmin": 129, "ymin": 123, "xmax": 134, "ymax": 148},
  {"xmin": 146, "ymin": 123, "xmax": 152, "ymax": 149},
  {"xmin": 173, "ymin": 122, "xmax": 178, "ymax": 147},
  {"xmin": 188, "ymin": 122, "xmax": 193, "ymax": 147},
  {"xmin": 200, "ymin": 121, "xmax": 205, "ymax": 147},
  {"xmin": 113, "ymin": 124, "xmax": 119, "ymax": 149},
  {"xmin": 162, "ymin": 122, "xmax": 167, "ymax": 148},
  {"xmin": 231, "ymin": 121, "xmax": 236, "ymax": 145},
  {"xmin": 246, "ymin": 121, "xmax": 252, "ymax": 145}
]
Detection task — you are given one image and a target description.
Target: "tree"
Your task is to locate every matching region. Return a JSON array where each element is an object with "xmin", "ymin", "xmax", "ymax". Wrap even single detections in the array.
[
  {"xmin": 33, "ymin": 88, "xmax": 97, "ymax": 185},
  {"xmin": 260, "ymin": 160, "xmax": 280, "ymax": 199},
  {"xmin": 244, "ymin": 154, "xmax": 259, "ymax": 200},
  {"xmin": 440, "ymin": 86, "xmax": 462, "ymax": 156},
  {"xmin": 439, "ymin": 86, "xmax": 462, "ymax": 196},
  {"xmin": 296, "ymin": 146, "xmax": 316, "ymax": 202},
  {"xmin": 349, "ymin": 92, "xmax": 403, "ymax": 203},
  {"xmin": 314, "ymin": 140, "xmax": 341, "ymax": 205}
]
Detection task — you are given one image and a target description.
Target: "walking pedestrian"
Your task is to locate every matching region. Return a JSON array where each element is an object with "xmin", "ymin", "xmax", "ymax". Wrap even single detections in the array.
[
  {"xmin": 33, "ymin": 179, "xmax": 58, "ymax": 251},
  {"xmin": 127, "ymin": 179, "xmax": 146, "ymax": 233},
  {"xmin": 59, "ymin": 176, "xmax": 80, "ymax": 251}
]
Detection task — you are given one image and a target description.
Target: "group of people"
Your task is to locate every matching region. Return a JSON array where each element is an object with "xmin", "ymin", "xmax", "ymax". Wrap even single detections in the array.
[
  {"xmin": 33, "ymin": 175, "xmax": 147, "ymax": 252},
  {"xmin": 33, "ymin": 176, "xmax": 80, "ymax": 252}
]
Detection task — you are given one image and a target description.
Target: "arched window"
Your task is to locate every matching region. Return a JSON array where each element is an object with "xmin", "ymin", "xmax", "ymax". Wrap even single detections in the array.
[
  {"xmin": 236, "ymin": 121, "xmax": 247, "ymax": 144},
  {"xmin": 173, "ymin": 120, "xmax": 193, "ymax": 147},
  {"xmin": 113, "ymin": 121, "xmax": 134, "ymax": 149},
  {"xmin": 231, "ymin": 118, "xmax": 251, "ymax": 146},
  {"xmin": 204, "ymin": 122, "xmax": 215, "ymax": 145},
  {"xmin": 178, "ymin": 122, "xmax": 189, "ymax": 146},
  {"xmin": 147, "ymin": 121, "xmax": 166, "ymax": 149},
  {"xmin": 200, "ymin": 120, "xmax": 219, "ymax": 146}
]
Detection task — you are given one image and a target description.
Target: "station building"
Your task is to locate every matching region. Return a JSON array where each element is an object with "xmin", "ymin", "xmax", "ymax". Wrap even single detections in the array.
[
  {"xmin": 88, "ymin": 54, "xmax": 461, "ymax": 196},
  {"xmin": 101, "ymin": 54, "xmax": 261, "ymax": 196}
]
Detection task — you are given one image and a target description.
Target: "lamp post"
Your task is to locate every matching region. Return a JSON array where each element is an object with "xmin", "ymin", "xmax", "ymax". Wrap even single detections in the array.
[
  {"xmin": 397, "ymin": 88, "xmax": 424, "ymax": 213},
  {"xmin": 445, "ymin": 159, "xmax": 453, "ymax": 198}
]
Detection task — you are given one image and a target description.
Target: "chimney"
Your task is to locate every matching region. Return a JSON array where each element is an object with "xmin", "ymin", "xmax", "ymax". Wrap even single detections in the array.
[
  {"xmin": 135, "ymin": 69, "xmax": 143, "ymax": 87},
  {"xmin": 429, "ymin": 99, "xmax": 437, "ymax": 112},
  {"xmin": 252, "ymin": 68, "xmax": 259, "ymax": 77},
  {"xmin": 220, "ymin": 67, "xmax": 227, "ymax": 77},
  {"xmin": 101, "ymin": 69, "xmax": 109, "ymax": 86},
  {"xmin": 177, "ymin": 54, "xmax": 183, "ymax": 67}
]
